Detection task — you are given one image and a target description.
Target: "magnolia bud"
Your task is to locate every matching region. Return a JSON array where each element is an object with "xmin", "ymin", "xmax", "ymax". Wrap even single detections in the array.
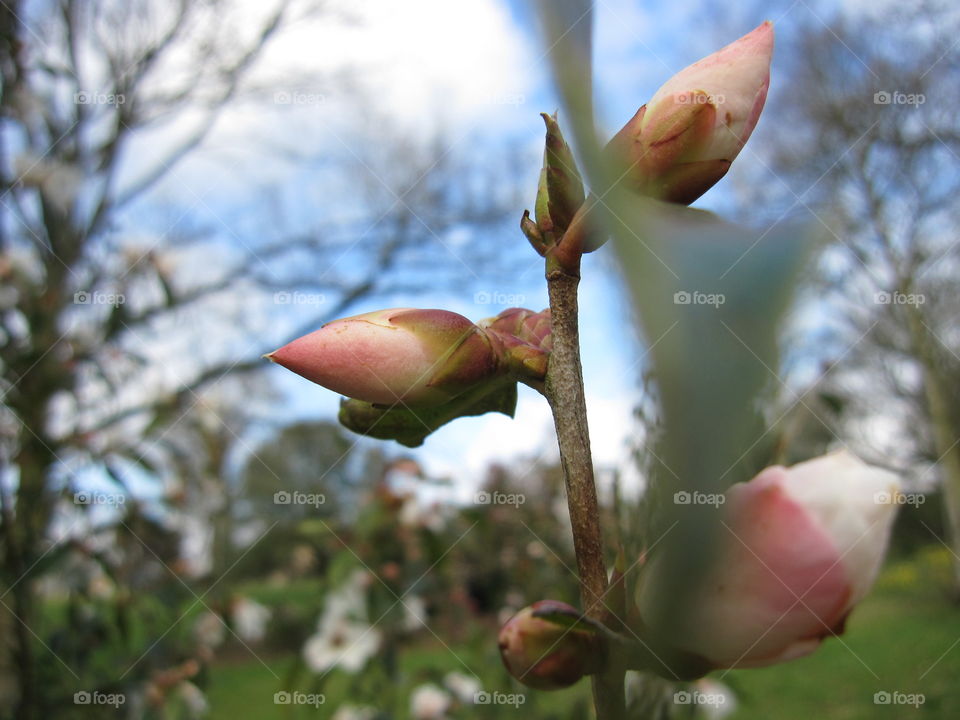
[
  {"xmin": 635, "ymin": 451, "xmax": 899, "ymax": 672},
  {"xmin": 607, "ymin": 22, "xmax": 773, "ymax": 204},
  {"xmin": 534, "ymin": 113, "xmax": 585, "ymax": 240},
  {"xmin": 498, "ymin": 601, "xmax": 598, "ymax": 690},
  {"xmin": 483, "ymin": 307, "xmax": 552, "ymax": 351},
  {"xmin": 481, "ymin": 308, "xmax": 552, "ymax": 380},
  {"xmin": 266, "ymin": 309, "xmax": 501, "ymax": 407}
]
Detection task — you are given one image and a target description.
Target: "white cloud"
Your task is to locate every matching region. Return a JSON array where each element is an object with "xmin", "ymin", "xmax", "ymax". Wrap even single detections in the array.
[
  {"xmin": 134, "ymin": 0, "xmax": 538, "ymax": 213},
  {"xmin": 125, "ymin": 0, "xmax": 645, "ymax": 489},
  {"xmin": 418, "ymin": 385, "xmax": 557, "ymax": 492},
  {"xmin": 241, "ymin": 0, "xmax": 535, "ymax": 131}
]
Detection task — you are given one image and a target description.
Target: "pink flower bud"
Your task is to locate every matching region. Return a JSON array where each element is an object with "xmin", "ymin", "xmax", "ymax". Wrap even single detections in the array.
[
  {"xmin": 498, "ymin": 600, "xmax": 598, "ymax": 690},
  {"xmin": 481, "ymin": 308, "xmax": 552, "ymax": 381},
  {"xmin": 607, "ymin": 22, "xmax": 774, "ymax": 204},
  {"xmin": 266, "ymin": 309, "xmax": 501, "ymax": 407},
  {"xmin": 483, "ymin": 307, "xmax": 553, "ymax": 352},
  {"xmin": 636, "ymin": 451, "xmax": 899, "ymax": 671}
]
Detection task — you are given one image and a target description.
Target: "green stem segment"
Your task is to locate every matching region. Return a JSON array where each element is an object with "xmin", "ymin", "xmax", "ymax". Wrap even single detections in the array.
[{"xmin": 544, "ymin": 264, "xmax": 627, "ymax": 719}]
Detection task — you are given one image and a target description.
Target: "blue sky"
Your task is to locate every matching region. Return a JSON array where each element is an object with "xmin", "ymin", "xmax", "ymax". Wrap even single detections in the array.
[
  {"xmin": 121, "ymin": 0, "xmax": 826, "ymax": 498},
  {"xmin": 246, "ymin": 0, "xmax": 791, "ymax": 489}
]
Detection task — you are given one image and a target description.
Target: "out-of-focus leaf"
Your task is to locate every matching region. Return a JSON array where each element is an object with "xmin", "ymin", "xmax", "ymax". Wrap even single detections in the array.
[
  {"xmin": 533, "ymin": 2, "xmax": 821, "ymax": 658},
  {"xmin": 610, "ymin": 198, "xmax": 817, "ymax": 601},
  {"xmin": 612, "ymin": 198, "xmax": 815, "ymax": 484},
  {"xmin": 338, "ymin": 382, "xmax": 518, "ymax": 448},
  {"xmin": 534, "ymin": 0, "xmax": 597, "ymax": 172}
]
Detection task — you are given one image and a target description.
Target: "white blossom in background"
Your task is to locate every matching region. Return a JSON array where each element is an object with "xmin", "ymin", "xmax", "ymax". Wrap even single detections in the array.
[
  {"xmin": 410, "ymin": 683, "xmax": 452, "ymax": 720},
  {"xmin": 302, "ymin": 619, "xmax": 382, "ymax": 674},
  {"xmin": 443, "ymin": 672, "xmax": 481, "ymax": 704},
  {"xmin": 403, "ymin": 594, "xmax": 428, "ymax": 632},
  {"xmin": 303, "ymin": 569, "xmax": 381, "ymax": 674},
  {"xmin": 192, "ymin": 611, "xmax": 226, "ymax": 651},
  {"xmin": 398, "ymin": 494, "xmax": 449, "ymax": 533},
  {"xmin": 693, "ymin": 678, "xmax": 737, "ymax": 719},
  {"xmin": 331, "ymin": 705, "xmax": 378, "ymax": 720},
  {"xmin": 231, "ymin": 596, "xmax": 272, "ymax": 643},
  {"xmin": 177, "ymin": 682, "xmax": 210, "ymax": 718},
  {"xmin": 323, "ymin": 569, "xmax": 372, "ymax": 620}
]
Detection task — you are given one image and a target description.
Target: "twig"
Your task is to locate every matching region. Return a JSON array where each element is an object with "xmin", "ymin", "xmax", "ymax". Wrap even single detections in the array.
[{"xmin": 544, "ymin": 264, "xmax": 626, "ymax": 718}]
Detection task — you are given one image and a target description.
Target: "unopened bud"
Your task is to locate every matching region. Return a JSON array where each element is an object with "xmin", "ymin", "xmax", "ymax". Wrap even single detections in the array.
[
  {"xmin": 607, "ymin": 22, "xmax": 774, "ymax": 205},
  {"xmin": 266, "ymin": 308, "xmax": 501, "ymax": 407},
  {"xmin": 534, "ymin": 113, "xmax": 585, "ymax": 239},
  {"xmin": 498, "ymin": 600, "xmax": 599, "ymax": 690},
  {"xmin": 634, "ymin": 451, "xmax": 899, "ymax": 673},
  {"xmin": 481, "ymin": 308, "xmax": 552, "ymax": 381},
  {"xmin": 522, "ymin": 113, "xmax": 586, "ymax": 258}
]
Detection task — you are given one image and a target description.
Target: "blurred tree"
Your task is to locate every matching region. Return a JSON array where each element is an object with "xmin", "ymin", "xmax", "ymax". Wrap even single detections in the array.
[
  {"xmin": 147, "ymin": 376, "xmax": 281, "ymax": 580},
  {"xmin": 729, "ymin": 1, "xmax": 960, "ymax": 591},
  {"xmin": 239, "ymin": 420, "xmax": 383, "ymax": 528},
  {"xmin": 0, "ymin": 1, "xmax": 521, "ymax": 716}
]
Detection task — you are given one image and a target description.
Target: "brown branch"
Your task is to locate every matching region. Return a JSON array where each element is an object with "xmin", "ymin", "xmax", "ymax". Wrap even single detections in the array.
[
  {"xmin": 91, "ymin": 1, "xmax": 290, "ymax": 230},
  {"xmin": 543, "ymin": 264, "xmax": 625, "ymax": 719}
]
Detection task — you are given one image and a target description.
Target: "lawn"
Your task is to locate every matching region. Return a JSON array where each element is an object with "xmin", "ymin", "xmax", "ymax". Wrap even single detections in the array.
[
  {"xmin": 725, "ymin": 546, "xmax": 960, "ymax": 719},
  {"xmin": 206, "ymin": 548, "xmax": 960, "ymax": 719}
]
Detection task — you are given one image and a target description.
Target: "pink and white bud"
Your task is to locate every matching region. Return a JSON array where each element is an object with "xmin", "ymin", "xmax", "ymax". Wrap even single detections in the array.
[
  {"xmin": 607, "ymin": 22, "xmax": 774, "ymax": 204},
  {"xmin": 636, "ymin": 451, "xmax": 899, "ymax": 671},
  {"xmin": 267, "ymin": 309, "xmax": 501, "ymax": 407},
  {"xmin": 498, "ymin": 600, "xmax": 599, "ymax": 690}
]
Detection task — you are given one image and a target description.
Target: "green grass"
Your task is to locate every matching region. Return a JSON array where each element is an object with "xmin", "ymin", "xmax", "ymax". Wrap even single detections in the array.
[
  {"xmin": 724, "ymin": 547, "xmax": 960, "ymax": 719},
  {"xmin": 206, "ymin": 548, "xmax": 960, "ymax": 719},
  {"xmin": 205, "ymin": 640, "xmax": 594, "ymax": 719}
]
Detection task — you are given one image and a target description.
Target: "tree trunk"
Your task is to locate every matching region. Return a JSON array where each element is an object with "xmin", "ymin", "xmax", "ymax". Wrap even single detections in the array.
[
  {"xmin": 3, "ymin": 448, "xmax": 47, "ymax": 720},
  {"xmin": 5, "ymin": 375, "xmax": 59, "ymax": 719},
  {"xmin": 906, "ymin": 306, "xmax": 960, "ymax": 598}
]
